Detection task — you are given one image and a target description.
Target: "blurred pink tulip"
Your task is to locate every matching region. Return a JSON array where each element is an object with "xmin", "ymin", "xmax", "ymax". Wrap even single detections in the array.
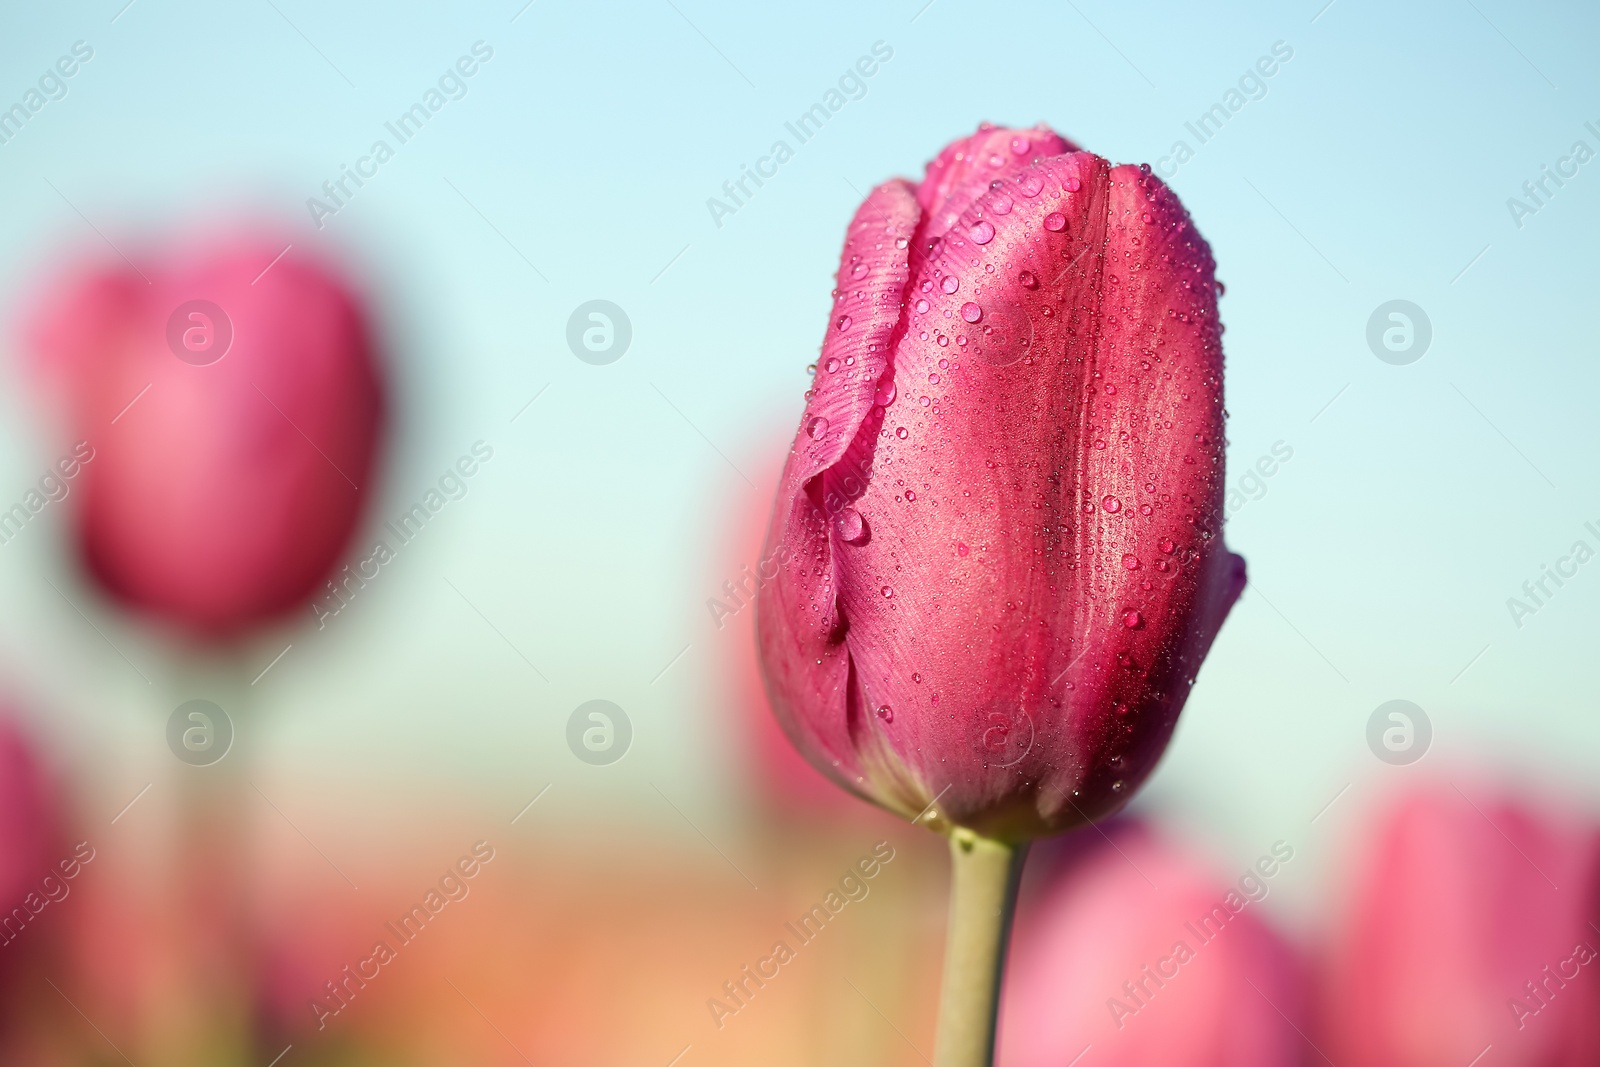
[
  {"xmin": 756, "ymin": 124, "xmax": 1244, "ymax": 839},
  {"xmin": 997, "ymin": 824, "xmax": 1306, "ymax": 1067},
  {"xmin": 0, "ymin": 711, "xmax": 56, "ymax": 926},
  {"xmin": 22, "ymin": 237, "xmax": 385, "ymax": 636},
  {"xmin": 1321, "ymin": 787, "xmax": 1600, "ymax": 1067}
]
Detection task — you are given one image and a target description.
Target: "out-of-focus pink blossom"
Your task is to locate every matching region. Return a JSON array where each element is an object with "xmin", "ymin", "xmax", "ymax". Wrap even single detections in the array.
[
  {"xmin": 998, "ymin": 824, "xmax": 1305, "ymax": 1067},
  {"xmin": 1321, "ymin": 787, "xmax": 1600, "ymax": 1067},
  {"xmin": 23, "ymin": 237, "xmax": 385, "ymax": 636}
]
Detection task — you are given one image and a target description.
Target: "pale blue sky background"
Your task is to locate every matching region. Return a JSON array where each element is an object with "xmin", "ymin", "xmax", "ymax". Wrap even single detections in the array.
[{"xmin": 0, "ymin": 0, "xmax": 1596, "ymax": 927}]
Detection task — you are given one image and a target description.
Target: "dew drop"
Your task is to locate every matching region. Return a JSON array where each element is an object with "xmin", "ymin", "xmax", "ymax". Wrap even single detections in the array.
[
  {"xmin": 836, "ymin": 507, "xmax": 867, "ymax": 543},
  {"xmin": 956, "ymin": 541, "xmax": 970, "ymax": 557},
  {"xmin": 916, "ymin": 298, "xmax": 930, "ymax": 313},
  {"xmin": 836, "ymin": 314, "xmax": 852, "ymax": 332},
  {"xmin": 824, "ymin": 357, "xmax": 839, "ymax": 373},
  {"xmin": 1010, "ymin": 136, "xmax": 1030, "ymax": 156},
  {"xmin": 876, "ymin": 705, "xmax": 894, "ymax": 723},
  {"xmin": 1124, "ymin": 610, "xmax": 1142, "ymax": 628},
  {"xmin": 1019, "ymin": 270, "xmax": 1039, "ymax": 289},
  {"xmin": 961, "ymin": 302, "xmax": 982, "ymax": 323},
  {"xmin": 881, "ymin": 585, "xmax": 894, "ymax": 598},
  {"xmin": 1158, "ymin": 537, "xmax": 1176, "ymax": 554},
  {"xmin": 1102, "ymin": 495, "xmax": 1122, "ymax": 513},
  {"xmin": 806, "ymin": 416, "xmax": 829, "ymax": 440},
  {"xmin": 1043, "ymin": 212, "xmax": 1067, "ymax": 232},
  {"xmin": 904, "ymin": 489, "xmax": 916, "ymax": 501},
  {"xmin": 991, "ymin": 193, "xmax": 1013, "ymax": 215},
  {"xmin": 875, "ymin": 379, "xmax": 897, "ymax": 406},
  {"xmin": 941, "ymin": 275, "xmax": 960, "ymax": 294},
  {"xmin": 1017, "ymin": 172, "xmax": 1044, "ymax": 197},
  {"xmin": 970, "ymin": 220, "xmax": 996, "ymax": 245},
  {"xmin": 1122, "ymin": 553, "xmax": 1140, "ymax": 571},
  {"xmin": 895, "ymin": 426, "xmax": 909, "ymax": 439},
  {"xmin": 1065, "ymin": 176, "xmax": 1082, "ymax": 192}
]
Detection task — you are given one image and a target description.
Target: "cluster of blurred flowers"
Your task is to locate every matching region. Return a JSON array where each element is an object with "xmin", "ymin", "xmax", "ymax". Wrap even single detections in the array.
[{"xmin": 3, "ymin": 696, "xmax": 1598, "ymax": 1064}]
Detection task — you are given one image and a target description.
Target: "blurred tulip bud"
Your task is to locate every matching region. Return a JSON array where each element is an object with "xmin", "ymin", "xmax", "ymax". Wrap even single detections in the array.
[
  {"xmin": 998, "ymin": 823, "xmax": 1306, "ymax": 1067},
  {"xmin": 22, "ymin": 236, "xmax": 386, "ymax": 636},
  {"xmin": 1321, "ymin": 787, "xmax": 1600, "ymax": 1067}
]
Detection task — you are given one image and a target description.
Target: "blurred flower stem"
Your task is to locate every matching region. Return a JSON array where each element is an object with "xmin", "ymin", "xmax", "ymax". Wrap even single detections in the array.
[
  {"xmin": 170, "ymin": 654, "xmax": 255, "ymax": 1066},
  {"xmin": 933, "ymin": 830, "xmax": 1027, "ymax": 1067}
]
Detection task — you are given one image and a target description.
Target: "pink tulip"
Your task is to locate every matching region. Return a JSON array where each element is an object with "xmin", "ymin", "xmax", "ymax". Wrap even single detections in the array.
[
  {"xmin": 998, "ymin": 824, "xmax": 1306, "ymax": 1067},
  {"xmin": 1321, "ymin": 787, "xmax": 1600, "ymax": 1067},
  {"xmin": 0, "ymin": 711, "xmax": 60, "ymax": 956},
  {"xmin": 755, "ymin": 123, "xmax": 1245, "ymax": 839},
  {"xmin": 23, "ymin": 237, "xmax": 385, "ymax": 635}
]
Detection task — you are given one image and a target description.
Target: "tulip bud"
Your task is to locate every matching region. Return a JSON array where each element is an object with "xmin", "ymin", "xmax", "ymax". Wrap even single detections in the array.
[
  {"xmin": 998, "ymin": 824, "xmax": 1306, "ymax": 1066},
  {"xmin": 756, "ymin": 124, "xmax": 1245, "ymax": 839},
  {"xmin": 22, "ymin": 237, "xmax": 386, "ymax": 636},
  {"xmin": 1322, "ymin": 788, "xmax": 1600, "ymax": 1066},
  {"xmin": 0, "ymin": 710, "xmax": 60, "ymax": 972}
]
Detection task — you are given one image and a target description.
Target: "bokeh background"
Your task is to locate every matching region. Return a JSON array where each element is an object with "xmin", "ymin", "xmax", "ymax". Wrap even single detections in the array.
[{"xmin": 0, "ymin": 0, "xmax": 1597, "ymax": 1063}]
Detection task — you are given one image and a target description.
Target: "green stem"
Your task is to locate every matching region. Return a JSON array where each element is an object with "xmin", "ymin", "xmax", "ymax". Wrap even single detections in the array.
[{"xmin": 933, "ymin": 829, "xmax": 1028, "ymax": 1067}]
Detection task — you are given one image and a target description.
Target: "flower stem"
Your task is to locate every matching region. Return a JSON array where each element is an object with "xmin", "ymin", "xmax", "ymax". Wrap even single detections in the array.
[{"xmin": 933, "ymin": 829, "xmax": 1028, "ymax": 1067}]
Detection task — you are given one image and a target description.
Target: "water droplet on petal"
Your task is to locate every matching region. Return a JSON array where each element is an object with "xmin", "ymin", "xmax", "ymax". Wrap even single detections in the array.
[
  {"xmin": 961, "ymin": 302, "xmax": 982, "ymax": 323},
  {"xmin": 1010, "ymin": 136, "xmax": 1030, "ymax": 156},
  {"xmin": 895, "ymin": 426, "xmax": 909, "ymax": 439},
  {"xmin": 1123, "ymin": 610, "xmax": 1142, "ymax": 629},
  {"xmin": 991, "ymin": 193, "xmax": 1013, "ymax": 215},
  {"xmin": 1043, "ymin": 212, "xmax": 1067, "ymax": 232},
  {"xmin": 1065, "ymin": 176, "xmax": 1082, "ymax": 192},
  {"xmin": 1122, "ymin": 553, "xmax": 1140, "ymax": 571},
  {"xmin": 836, "ymin": 314, "xmax": 852, "ymax": 332},
  {"xmin": 824, "ymin": 357, "xmax": 839, "ymax": 373},
  {"xmin": 956, "ymin": 541, "xmax": 970, "ymax": 557},
  {"xmin": 904, "ymin": 489, "xmax": 916, "ymax": 501},
  {"xmin": 806, "ymin": 416, "xmax": 829, "ymax": 440},
  {"xmin": 941, "ymin": 276, "xmax": 960, "ymax": 294},
  {"xmin": 1158, "ymin": 537, "xmax": 1176, "ymax": 554},
  {"xmin": 836, "ymin": 507, "xmax": 867, "ymax": 543},
  {"xmin": 1017, "ymin": 172, "xmax": 1043, "ymax": 197},
  {"xmin": 1018, "ymin": 270, "xmax": 1038, "ymax": 289},
  {"xmin": 881, "ymin": 585, "xmax": 894, "ymax": 598},
  {"xmin": 875, "ymin": 379, "xmax": 897, "ymax": 406},
  {"xmin": 1102, "ymin": 495, "xmax": 1122, "ymax": 513},
  {"xmin": 876, "ymin": 705, "xmax": 894, "ymax": 723},
  {"xmin": 970, "ymin": 220, "xmax": 995, "ymax": 244},
  {"xmin": 916, "ymin": 298, "xmax": 930, "ymax": 314}
]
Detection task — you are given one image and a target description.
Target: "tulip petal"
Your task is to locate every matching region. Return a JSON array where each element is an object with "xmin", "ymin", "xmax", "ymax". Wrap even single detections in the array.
[{"xmin": 758, "ymin": 179, "xmax": 925, "ymax": 809}]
